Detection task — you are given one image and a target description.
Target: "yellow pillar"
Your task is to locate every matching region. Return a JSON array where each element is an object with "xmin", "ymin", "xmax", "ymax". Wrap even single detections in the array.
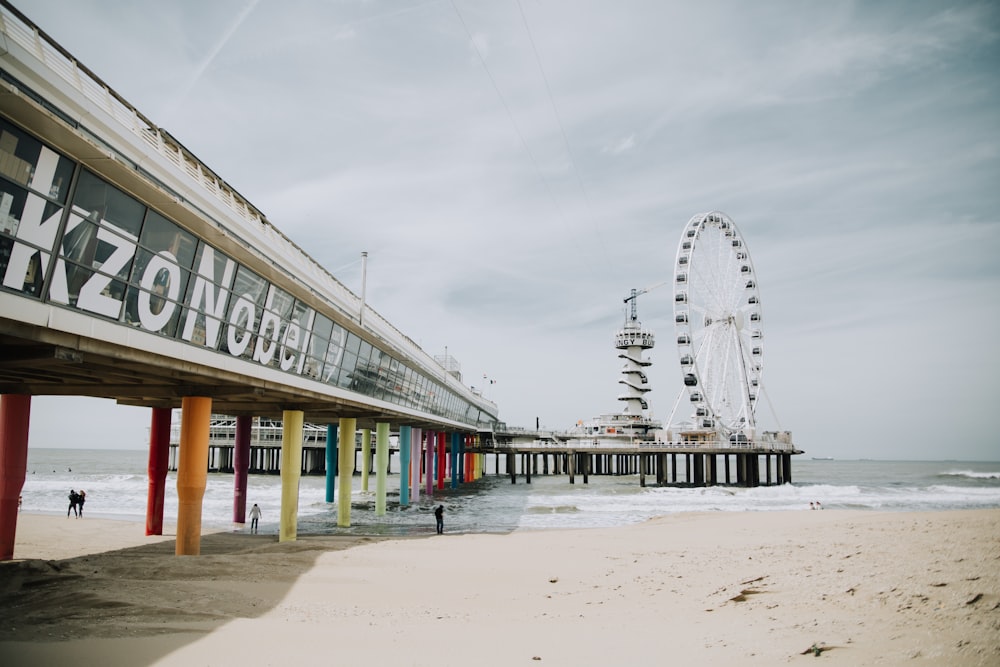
[
  {"xmin": 280, "ymin": 409, "xmax": 304, "ymax": 542},
  {"xmin": 176, "ymin": 396, "xmax": 211, "ymax": 556},
  {"xmin": 337, "ymin": 417, "xmax": 356, "ymax": 527},
  {"xmin": 375, "ymin": 422, "xmax": 389, "ymax": 516},
  {"xmin": 360, "ymin": 427, "xmax": 371, "ymax": 492}
]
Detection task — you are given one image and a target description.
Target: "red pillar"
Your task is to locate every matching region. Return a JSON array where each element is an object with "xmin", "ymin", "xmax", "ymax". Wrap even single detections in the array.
[
  {"xmin": 0, "ymin": 395, "xmax": 30, "ymax": 561},
  {"xmin": 145, "ymin": 407, "xmax": 171, "ymax": 536},
  {"xmin": 436, "ymin": 431, "xmax": 446, "ymax": 491},
  {"xmin": 233, "ymin": 415, "xmax": 251, "ymax": 524}
]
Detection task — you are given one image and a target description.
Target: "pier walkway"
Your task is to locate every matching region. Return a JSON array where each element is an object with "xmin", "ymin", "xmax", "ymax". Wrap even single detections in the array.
[{"xmin": 0, "ymin": 2, "xmax": 497, "ymax": 559}]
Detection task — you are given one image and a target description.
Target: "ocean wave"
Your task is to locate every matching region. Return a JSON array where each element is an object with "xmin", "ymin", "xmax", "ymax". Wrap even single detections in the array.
[
  {"xmin": 939, "ymin": 470, "xmax": 1000, "ymax": 480},
  {"xmin": 527, "ymin": 505, "xmax": 580, "ymax": 514}
]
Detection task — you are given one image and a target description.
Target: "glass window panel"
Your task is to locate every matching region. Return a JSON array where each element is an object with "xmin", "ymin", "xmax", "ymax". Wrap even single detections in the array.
[
  {"xmin": 130, "ymin": 248, "xmax": 190, "ymax": 304},
  {"xmin": 0, "ymin": 119, "xmax": 75, "ymax": 203},
  {"xmin": 358, "ymin": 340, "xmax": 372, "ymax": 366},
  {"xmin": 73, "ymin": 170, "xmax": 145, "ymax": 237},
  {"xmin": 187, "ymin": 242, "xmax": 237, "ymax": 295},
  {"xmin": 229, "ymin": 266, "xmax": 266, "ymax": 307},
  {"xmin": 336, "ymin": 351, "xmax": 358, "ymax": 389},
  {"xmin": 311, "ymin": 313, "xmax": 333, "ymax": 344},
  {"xmin": 123, "ymin": 284, "xmax": 183, "ymax": 336},
  {"xmin": 0, "ymin": 235, "xmax": 44, "ymax": 296},
  {"xmin": 345, "ymin": 332, "xmax": 361, "ymax": 355},
  {"xmin": 139, "ymin": 210, "xmax": 197, "ymax": 269}
]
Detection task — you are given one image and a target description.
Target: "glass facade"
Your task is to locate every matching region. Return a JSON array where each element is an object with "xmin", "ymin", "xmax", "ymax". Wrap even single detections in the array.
[{"xmin": 0, "ymin": 116, "xmax": 495, "ymax": 429}]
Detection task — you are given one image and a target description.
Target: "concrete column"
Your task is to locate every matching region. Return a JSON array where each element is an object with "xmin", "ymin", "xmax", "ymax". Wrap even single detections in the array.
[
  {"xmin": 0, "ymin": 394, "xmax": 30, "ymax": 561},
  {"xmin": 360, "ymin": 428, "xmax": 371, "ymax": 492},
  {"xmin": 399, "ymin": 425, "xmax": 412, "ymax": 507},
  {"xmin": 436, "ymin": 431, "xmax": 446, "ymax": 491},
  {"xmin": 325, "ymin": 424, "xmax": 338, "ymax": 502},
  {"xmin": 232, "ymin": 415, "xmax": 251, "ymax": 525},
  {"xmin": 411, "ymin": 428, "xmax": 422, "ymax": 503},
  {"xmin": 450, "ymin": 432, "xmax": 460, "ymax": 489},
  {"xmin": 337, "ymin": 418, "xmax": 356, "ymax": 527},
  {"xmin": 375, "ymin": 422, "xmax": 389, "ymax": 516},
  {"xmin": 176, "ymin": 396, "xmax": 211, "ymax": 556},
  {"xmin": 279, "ymin": 410, "xmax": 304, "ymax": 542},
  {"xmin": 145, "ymin": 407, "xmax": 171, "ymax": 536},
  {"xmin": 425, "ymin": 430, "xmax": 435, "ymax": 496}
]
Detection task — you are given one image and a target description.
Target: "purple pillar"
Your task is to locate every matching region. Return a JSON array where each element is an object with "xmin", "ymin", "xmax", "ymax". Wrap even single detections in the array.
[{"xmin": 233, "ymin": 415, "xmax": 251, "ymax": 524}]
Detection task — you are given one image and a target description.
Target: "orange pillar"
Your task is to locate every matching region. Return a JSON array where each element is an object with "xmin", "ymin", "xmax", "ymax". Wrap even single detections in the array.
[
  {"xmin": 0, "ymin": 395, "xmax": 30, "ymax": 561},
  {"xmin": 176, "ymin": 397, "xmax": 211, "ymax": 556}
]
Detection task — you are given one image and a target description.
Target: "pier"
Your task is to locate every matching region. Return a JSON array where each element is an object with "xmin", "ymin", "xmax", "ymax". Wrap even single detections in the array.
[{"xmin": 179, "ymin": 419, "xmax": 800, "ymax": 489}]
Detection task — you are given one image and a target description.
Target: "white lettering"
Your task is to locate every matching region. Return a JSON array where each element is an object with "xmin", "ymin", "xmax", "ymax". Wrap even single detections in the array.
[
  {"xmin": 1, "ymin": 192, "xmax": 61, "ymax": 291},
  {"xmin": 253, "ymin": 290, "xmax": 282, "ymax": 366},
  {"xmin": 226, "ymin": 296, "xmax": 256, "ymax": 357},
  {"xmin": 46, "ymin": 208, "xmax": 86, "ymax": 304},
  {"xmin": 279, "ymin": 321, "xmax": 301, "ymax": 371},
  {"xmin": 181, "ymin": 246, "xmax": 235, "ymax": 347},
  {"xmin": 138, "ymin": 251, "xmax": 181, "ymax": 331},
  {"xmin": 295, "ymin": 310, "xmax": 316, "ymax": 374},
  {"xmin": 76, "ymin": 225, "xmax": 136, "ymax": 318}
]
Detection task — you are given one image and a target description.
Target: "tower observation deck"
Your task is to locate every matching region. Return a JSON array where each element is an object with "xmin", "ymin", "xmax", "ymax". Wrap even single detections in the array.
[{"xmin": 615, "ymin": 289, "xmax": 655, "ymax": 413}]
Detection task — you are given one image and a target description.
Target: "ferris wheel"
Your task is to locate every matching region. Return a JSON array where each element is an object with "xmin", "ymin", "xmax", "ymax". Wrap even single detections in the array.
[{"xmin": 672, "ymin": 211, "xmax": 763, "ymax": 439}]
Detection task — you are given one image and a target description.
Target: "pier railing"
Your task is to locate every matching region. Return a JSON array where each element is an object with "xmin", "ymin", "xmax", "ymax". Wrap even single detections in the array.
[{"xmin": 488, "ymin": 439, "xmax": 799, "ymax": 453}]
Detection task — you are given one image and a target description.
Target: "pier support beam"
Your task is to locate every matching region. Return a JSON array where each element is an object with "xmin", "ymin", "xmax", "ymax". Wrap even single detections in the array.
[
  {"xmin": 411, "ymin": 427, "xmax": 422, "ymax": 503},
  {"xmin": 375, "ymin": 422, "xmax": 389, "ymax": 516},
  {"xmin": 145, "ymin": 407, "xmax": 171, "ymax": 536},
  {"xmin": 425, "ymin": 431, "xmax": 436, "ymax": 496},
  {"xmin": 450, "ymin": 432, "xmax": 459, "ymax": 489},
  {"xmin": 176, "ymin": 396, "xmax": 211, "ymax": 555},
  {"xmin": 279, "ymin": 410, "xmax": 304, "ymax": 542},
  {"xmin": 399, "ymin": 425, "xmax": 411, "ymax": 507},
  {"xmin": 360, "ymin": 428, "xmax": 371, "ymax": 492},
  {"xmin": 232, "ymin": 415, "xmax": 250, "ymax": 525},
  {"xmin": 0, "ymin": 394, "xmax": 30, "ymax": 561},
  {"xmin": 436, "ymin": 432, "xmax": 446, "ymax": 491},
  {"xmin": 337, "ymin": 418, "xmax": 356, "ymax": 527},
  {"xmin": 325, "ymin": 424, "xmax": 338, "ymax": 502}
]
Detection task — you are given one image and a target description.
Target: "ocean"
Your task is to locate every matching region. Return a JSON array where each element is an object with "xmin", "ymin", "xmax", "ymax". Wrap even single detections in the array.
[{"xmin": 17, "ymin": 449, "xmax": 1000, "ymax": 537}]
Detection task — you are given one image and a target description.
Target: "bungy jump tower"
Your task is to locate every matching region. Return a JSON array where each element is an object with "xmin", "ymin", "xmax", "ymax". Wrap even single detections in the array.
[{"xmin": 568, "ymin": 285, "xmax": 665, "ymax": 444}]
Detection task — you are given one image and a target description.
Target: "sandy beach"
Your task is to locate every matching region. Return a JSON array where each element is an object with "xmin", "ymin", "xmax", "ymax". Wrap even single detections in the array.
[{"xmin": 1, "ymin": 509, "xmax": 998, "ymax": 666}]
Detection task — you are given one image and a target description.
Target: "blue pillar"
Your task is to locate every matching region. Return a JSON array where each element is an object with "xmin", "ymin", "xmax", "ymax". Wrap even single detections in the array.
[
  {"xmin": 325, "ymin": 424, "xmax": 338, "ymax": 503},
  {"xmin": 399, "ymin": 425, "xmax": 412, "ymax": 507},
  {"xmin": 450, "ymin": 432, "xmax": 459, "ymax": 489}
]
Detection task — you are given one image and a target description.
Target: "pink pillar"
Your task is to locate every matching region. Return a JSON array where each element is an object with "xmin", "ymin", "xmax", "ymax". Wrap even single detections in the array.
[
  {"xmin": 145, "ymin": 407, "xmax": 172, "ymax": 536},
  {"xmin": 0, "ymin": 395, "xmax": 30, "ymax": 561},
  {"xmin": 436, "ymin": 431, "xmax": 446, "ymax": 491},
  {"xmin": 233, "ymin": 415, "xmax": 251, "ymax": 524}
]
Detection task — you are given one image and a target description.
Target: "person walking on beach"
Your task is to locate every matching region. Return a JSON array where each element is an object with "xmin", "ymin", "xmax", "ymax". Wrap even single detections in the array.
[
  {"xmin": 249, "ymin": 503, "xmax": 261, "ymax": 533},
  {"xmin": 434, "ymin": 505, "xmax": 444, "ymax": 534},
  {"xmin": 67, "ymin": 489, "xmax": 79, "ymax": 517},
  {"xmin": 77, "ymin": 490, "xmax": 86, "ymax": 517}
]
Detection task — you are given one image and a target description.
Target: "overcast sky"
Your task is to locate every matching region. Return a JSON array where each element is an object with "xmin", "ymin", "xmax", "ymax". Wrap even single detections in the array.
[{"xmin": 17, "ymin": 1, "xmax": 1000, "ymax": 460}]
